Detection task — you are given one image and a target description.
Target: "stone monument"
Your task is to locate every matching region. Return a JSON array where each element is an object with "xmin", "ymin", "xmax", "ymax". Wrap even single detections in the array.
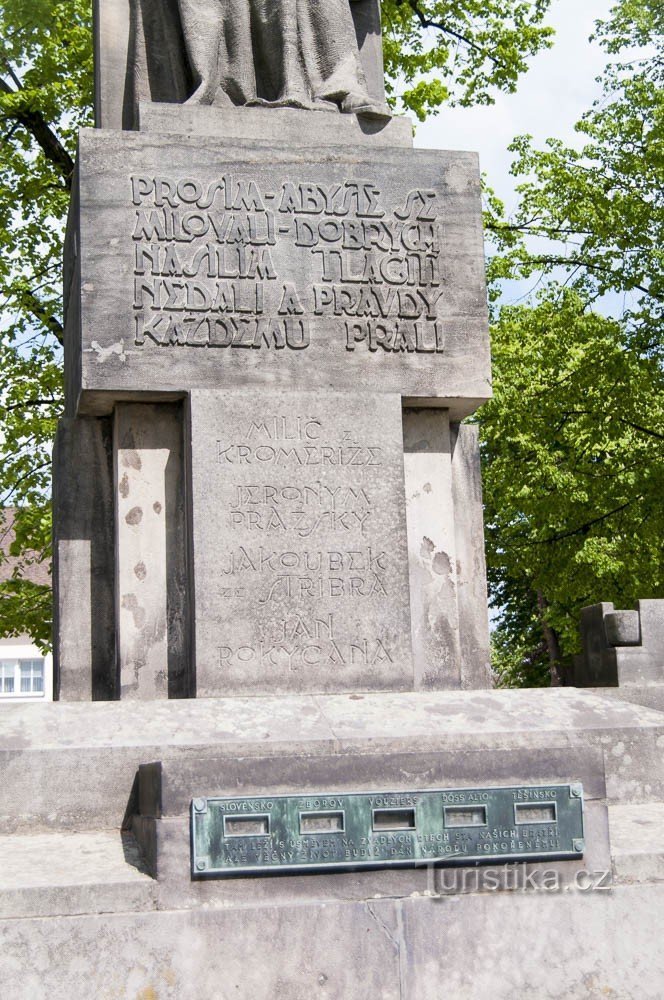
[
  {"xmin": 55, "ymin": 0, "xmax": 493, "ymax": 702},
  {"xmin": 2, "ymin": 3, "xmax": 664, "ymax": 997}
]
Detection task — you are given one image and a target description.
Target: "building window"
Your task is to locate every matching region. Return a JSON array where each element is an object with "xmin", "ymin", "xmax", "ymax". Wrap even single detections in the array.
[
  {"xmin": 0, "ymin": 662, "xmax": 15, "ymax": 693},
  {"xmin": 0, "ymin": 658, "xmax": 45, "ymax": 697},
  {"xmin": 20, "ymin": 659, "xmax": 44, "ymax": 693}
]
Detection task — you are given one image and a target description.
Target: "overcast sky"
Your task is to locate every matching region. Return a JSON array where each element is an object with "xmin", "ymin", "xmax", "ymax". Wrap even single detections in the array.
[{"xmin": 413, "ymin": 0, "xmax": 613, "ymax": 210}]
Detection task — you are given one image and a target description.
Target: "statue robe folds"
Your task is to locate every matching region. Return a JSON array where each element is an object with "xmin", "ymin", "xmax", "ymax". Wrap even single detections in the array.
[{"xmin": 127, "ymin": 0, "xmax": 384, "ymax": 125}]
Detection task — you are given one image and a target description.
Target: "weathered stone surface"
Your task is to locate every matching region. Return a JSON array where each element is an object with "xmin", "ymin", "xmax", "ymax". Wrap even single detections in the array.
[
  {"xmin": 574, "ymin": 600, "xmax": 664, "ymax": 687},
  {"xmin": 595, "ymin": 684, "xmax": 664, "ymax": 714},
  {"xmin": 0, "ymin": 831, "xmax": 154, "ymax": 918},
  {"xmin": 2, "ymin": 887, "xmax": 664, "ymax": 999},
  {"xmin": 401, "ymin": 415, "xmax": 490, "ymax": 691},
  {"xmin": 0, "ymin": 898, "xmax": 402, "ymax": 1000},
  {"xmin": 66, "ymin": 130, "xmax": 490, "ymax": 419},
  {"xmin": 53, "ymin": 416, "xmax": 116, "ymax": 700},
  {"xmin": 451, "ymin": 422, "xmax": 492, "ymax": 688},
  {"xmin": 399, "ymin": 888, "xmax": 664, "ymax": 999},
  {"xmin": 189, "ymin": 389, "xmax": 412, "ymax": 694},
  {"xmin": 95, "ymin": 0, "xmax": 388, "ymax": 129},
  {"xmin": 1, "ymin": 690, "xmax": 662, "ymax": 834},
  {"xmin": 604, "ymin": 610, "xmax": 641, "ymax": 646},
  {"xmin": 138, "ymin": 103, "xmax": 413, "ymax": 147},
  {"xmin": 403, "ymin": 408, "xmax": 461, "ymax": 688},
  {"xmin": 114, "ymin": 401, "xmax": 191, "ymax": 699},
  {"xmin": 610, "ymin": 802, "xmax": 664, "ymax": 883}
]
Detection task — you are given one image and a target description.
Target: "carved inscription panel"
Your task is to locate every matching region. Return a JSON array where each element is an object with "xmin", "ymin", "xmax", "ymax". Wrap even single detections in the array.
[
  {"xmin": 189, "ymin": 390, "xmax": 413, "ymax": 694},
  {"xmin": 72, "ymin": 132, "xmax": 491, "ymax": 416}
]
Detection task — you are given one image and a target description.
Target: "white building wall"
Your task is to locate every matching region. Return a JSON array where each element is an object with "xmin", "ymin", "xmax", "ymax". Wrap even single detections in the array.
[{"xmin": 0, "ymin": 636, "xmax": 53, "ymax": 703}]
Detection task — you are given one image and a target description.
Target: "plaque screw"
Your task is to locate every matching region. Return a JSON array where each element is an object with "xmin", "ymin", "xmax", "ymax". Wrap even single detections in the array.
[
  {"xmin": 193, "ymin": 798, "xmax": 206, "ymax": 812},
  {"xmin": 573, "ymin": 840, "xmax": 584, "ymax": 852},
  {"xmin": 570, "ymin": 786, "xmax": 582, "ymax": 798},
  {"xmin": 196, "ymin": 860, "xmax": 207, "ymax": 871}
]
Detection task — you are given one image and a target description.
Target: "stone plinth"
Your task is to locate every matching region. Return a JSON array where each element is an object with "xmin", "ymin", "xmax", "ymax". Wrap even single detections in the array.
[
  {"xmin": 55, "ymin": 109, "xmax": 493, "ymax": 699},
  {"xmin": 2, "ymin": 689, "xmax": 664, "ymax": 997}
]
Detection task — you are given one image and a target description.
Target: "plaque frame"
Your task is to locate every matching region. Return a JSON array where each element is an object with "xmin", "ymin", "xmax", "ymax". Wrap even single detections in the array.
[{"xmin": 190, "ymin": 784, "xmax": 585, "ymax": 878}]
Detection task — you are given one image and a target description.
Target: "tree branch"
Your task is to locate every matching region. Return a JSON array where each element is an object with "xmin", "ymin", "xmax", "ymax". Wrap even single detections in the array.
[
  {"xmin": 517, "ymin": 253, "xmax": 656, "ymax": 299},
  {"xmin": 538, "ymin": 499, "xmax": 636, "ymax": 544},
  {"xmin": 397, "ymin": 0, "xmax": 501, "ymax": 67},
  {"xmin": 18, "ymin": 289, "xmax": 65, "ymax": 345},
  {"xmin": 616, "ymin": 417, "xmax": 664, "ymax": 441},
  {"xmin": 1, "ymin": 399, "xmax": 59, "ymax": 414},
  {"xmin": 0, "ymin": 75, "xmax": 74, "ymax": 188}
]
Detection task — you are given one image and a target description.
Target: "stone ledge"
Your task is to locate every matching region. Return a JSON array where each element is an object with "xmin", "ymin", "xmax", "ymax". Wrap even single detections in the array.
[
  {"xmin": 2, "ymin": 690, "xmax": 663, "ymax": 835},
  {"xmin": 138, "ymin": 102, "xmax": 415, "ymax": 148},
  {"xmin": 0, "ymin": 831, "xmax": 155, "ymax": 918},
  {"xmin": 3, "ymin": 688, "xmax": 664, "ymax": 753},
  {"xmin": 610, "ymin": 803, "xmax": 664, "ymax": 884}
]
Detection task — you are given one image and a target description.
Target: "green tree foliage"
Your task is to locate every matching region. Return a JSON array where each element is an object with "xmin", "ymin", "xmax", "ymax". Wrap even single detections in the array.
[
  {"xmin": 381, "ymin": 0, "xmax": 554, "ymax": 117},
  {"xmin": 0, "ymin": 0, "xmax": 93, "ymax": 645},
  {"xmin": 483, "ymin": 0, "xmax": 664, "ymax": 685},
  {"xmin": 483, "ymin": 292, "xmax": 663, "ymax": 686},
  {"xmin": 0, "ymin": 0, "xmax": 555, "ymax": 647}
]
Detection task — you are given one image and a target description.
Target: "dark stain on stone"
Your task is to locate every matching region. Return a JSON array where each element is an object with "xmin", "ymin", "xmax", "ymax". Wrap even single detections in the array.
[
  {"xmin": 119, "ymin": 473, "xmax": 130, "ymax": 499},
  {"xmin": 123, "ymin": 450, "xmax": 142, "ymax": 471},
  {"xmin": 432, "ymin": 551, "xmax": 452, "ymax": 576},
  {"xmin": 420, "ymin": 536, "xmax": 435, "ymax": 558},
  {"xmin": 153, "ymin": 501, "xmax": 163, "ymax": 515},
  {"xmin": 423, "ymin": 482, "xmax": 432, "ymax": 493},
  {"xmin": 134, "ymin": 561, "xmax": 147, "ymax": 581},
  {"xmin": 125, "ymin": 506, "xmax": 143, "ymax": 525},
  {"xmin": 121, "ymin": 592, "xmax": 146, "ymax": 629}
]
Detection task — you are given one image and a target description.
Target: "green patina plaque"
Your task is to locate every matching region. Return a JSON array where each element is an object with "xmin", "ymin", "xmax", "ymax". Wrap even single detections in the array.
[{"xmin": 191, "ymin": 784, "xmax": 584, "ymax": 877}]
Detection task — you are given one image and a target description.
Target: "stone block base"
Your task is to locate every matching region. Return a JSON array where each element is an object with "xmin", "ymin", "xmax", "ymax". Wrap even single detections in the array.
[
  {"xmin": 2, "ymin": 887, "xmax": 664, "ymax": 999},
  {"xmin": 2, "ymin": 689, "xmax": 664, "ymax": 997}
]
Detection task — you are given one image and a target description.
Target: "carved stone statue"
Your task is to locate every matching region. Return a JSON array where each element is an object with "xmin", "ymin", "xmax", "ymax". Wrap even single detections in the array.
[{"xmin": 125, "ymin": 0, "xmax": 389, "ymax": 124}]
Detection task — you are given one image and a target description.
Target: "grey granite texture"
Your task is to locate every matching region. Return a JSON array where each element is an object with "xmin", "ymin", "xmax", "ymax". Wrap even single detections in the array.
[
  {"xmin": 450, "ymin": 422, "xmax": 492, "ymax": 688},
  {"xmin": 2, "ymin": 887, "xmax": 664, "ymax": 999},
  {"xmin": 2, "ymin": 690, "xmax": 663, "ymax": 834},
  {"xmin": 574, "ymin": 599, "xmax": 664, "ymax": 686},
  {"xmin": 96, "ymin": 0, "xmax": 387, "ymax": 129},
  {"xmin": 0, "ymin": 831, "xmax": 154, "ymax": 918},
  {"xmin": 189, "ymin": 388, "xmax": 413, "ymax": 695},
  {"xmin": 138, "ymin": 102, "xmax": 413, "ymax": 146},
  {"xmin": 114, "ymin": 401, "xmax": 191, "ymax": 699},
  {"xmin": 65, "ymin": 130, "xmax": 490, "ymax": 419},
  {"xmin": 52, "ymin": 416, "xmax": 116, "ymax": 700}
]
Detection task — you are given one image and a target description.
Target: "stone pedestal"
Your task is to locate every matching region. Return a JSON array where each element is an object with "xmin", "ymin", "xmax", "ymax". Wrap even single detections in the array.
[
  {"xmin": 8, "ymin": 36, "xmax": 653, "ymax": 999},
  {"xmin": 54, "ymin": 107, "xmax": 492, "ymax": 699},
  {"xmin": 2, "ymin": 689, "xmax": 664, "ymax": 997}
]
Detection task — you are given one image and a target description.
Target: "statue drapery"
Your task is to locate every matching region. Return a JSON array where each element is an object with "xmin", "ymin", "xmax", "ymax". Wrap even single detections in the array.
[{"xmin": 126, "ymin": 0, "xmax": 387, "ymax": 125}]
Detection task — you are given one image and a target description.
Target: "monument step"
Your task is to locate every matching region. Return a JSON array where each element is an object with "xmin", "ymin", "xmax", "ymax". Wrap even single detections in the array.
[
  {"xmin": 590, "ymin": 683, "xmax": 664, "ymax": 714},
  {"xmin": 0, "ymin": 830, "xmax": 156, "ymax": 919},
  {"xmin": 610, "ymin": 802, "xmax": 664, "ymax": 884},
  {"xmin": 1, "ymin": 806, "xmax": 663, "ymax": 920},
  {"xmin": 2, "ymin": 885, "xmax": 664, "ymax": 999},
  {"xmin": 2, "ymin": 690, "xmax": 664, "ymax": 835}
]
